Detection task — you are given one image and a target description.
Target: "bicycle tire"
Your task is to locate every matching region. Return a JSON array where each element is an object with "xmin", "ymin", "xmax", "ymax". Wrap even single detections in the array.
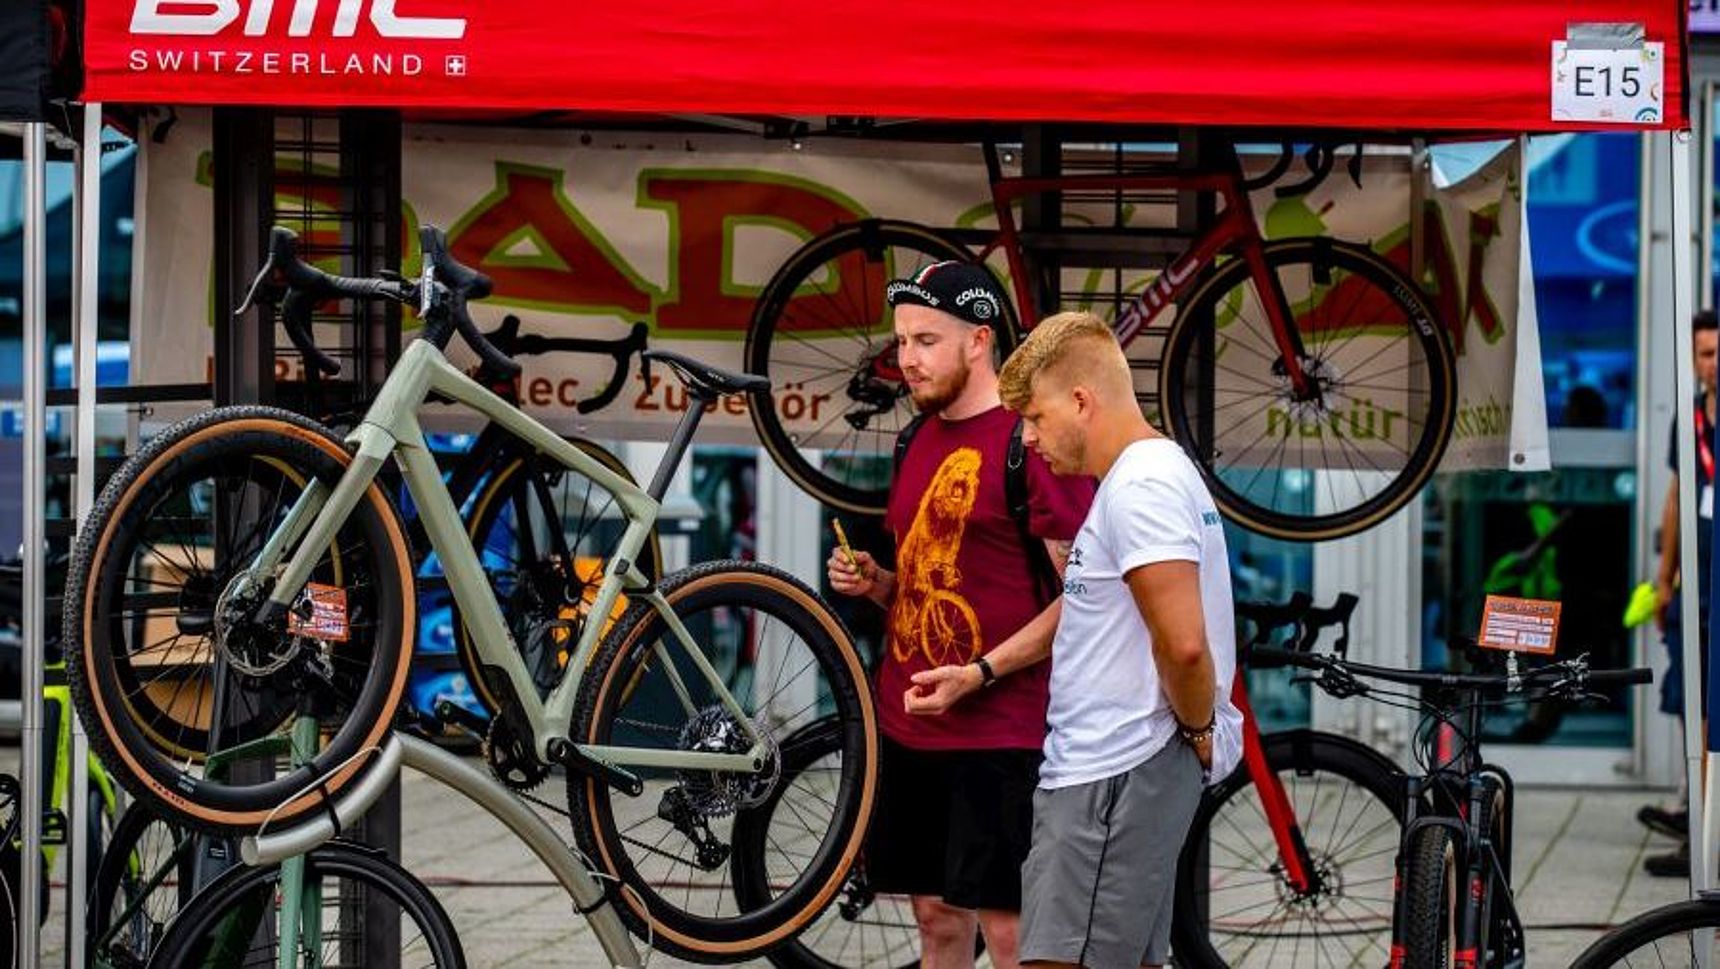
[
  {"xmin": 1171, "ymin": 729, "xmax": 1404, "ymax": 968},
  {"xmin": 1400, "ymin": 825, "xmax": 1457, "ymax": 969},
  {"xmin": 568, "ymin": 560, "xmax": 878, "ymax": 962},
  {"xmin": 1571, "ymin": 898, "xmax": 1720, "ymax": 967},
  {"xmin": 65, "ymin": 406, "xmax": 416, "ymax": 834},
  {"xmin": 1158, "ymin": 238, "xmax": 1455, "ymax": 541},
  {"xmin": 453, "ymin": 436, "xmax": 663, "ymax": 715},
  {"xmin": 90, "ymin": 801, "xmax": 192, "ymax": 967},
  {"xmin": 144, "ymin": 841, "xmax": 465, "ymax": 968},
  {"xmin": 745, "ymin": 219, "xmax": 1018, "ymax": 516},
  {"xmin": 732, "ymin": 715, "xmax": 930, "ymax": 969}
]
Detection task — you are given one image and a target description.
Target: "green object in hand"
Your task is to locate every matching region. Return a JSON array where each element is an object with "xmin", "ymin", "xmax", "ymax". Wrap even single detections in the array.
[{"xmin": 1624, "ymin": 581, "xmax": 1658, "ymax": 629}]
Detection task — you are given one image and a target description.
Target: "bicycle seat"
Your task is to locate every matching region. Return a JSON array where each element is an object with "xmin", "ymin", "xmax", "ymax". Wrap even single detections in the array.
[{"xmin": 643, "ymin": 349, "xmax": 771, "ymax": 397}]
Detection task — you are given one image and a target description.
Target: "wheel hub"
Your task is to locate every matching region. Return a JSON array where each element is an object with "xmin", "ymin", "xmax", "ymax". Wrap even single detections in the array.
[{"xmin": 212, "ymin": 570, "xmax": 300, "ymax": 678}]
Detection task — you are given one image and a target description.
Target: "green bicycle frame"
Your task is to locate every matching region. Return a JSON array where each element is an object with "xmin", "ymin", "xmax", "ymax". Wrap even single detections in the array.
[{"xmin": 250, "ymin": 338, "xmax": 765, "ymax": 773}]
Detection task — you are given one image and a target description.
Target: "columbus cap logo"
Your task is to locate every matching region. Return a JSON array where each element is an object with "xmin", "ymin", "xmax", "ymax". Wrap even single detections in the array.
[{"xmin": 954, "ymin": 286, "xmax": 998, "ymax": 320}]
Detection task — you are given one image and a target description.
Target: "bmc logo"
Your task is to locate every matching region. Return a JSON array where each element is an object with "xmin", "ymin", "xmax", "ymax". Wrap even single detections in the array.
[{"xmin": 131, "ymin": 0, "xmax": 467, "ymax": 39}]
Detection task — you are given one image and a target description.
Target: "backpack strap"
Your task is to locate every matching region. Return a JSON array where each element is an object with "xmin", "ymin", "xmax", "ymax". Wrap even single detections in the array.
[
  {"xmin": 892, "ymin": 413, "xmax": 928, "ymax": 484},
  {"xmin": 1006, "ymin": 417, "xmax": 1063, "ymax": 607}
]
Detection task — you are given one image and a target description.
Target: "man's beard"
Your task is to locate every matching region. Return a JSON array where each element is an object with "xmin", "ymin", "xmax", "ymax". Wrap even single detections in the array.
[{"xmin": 908, "ymin": 357, "xmax": 970, "ymax": 415}]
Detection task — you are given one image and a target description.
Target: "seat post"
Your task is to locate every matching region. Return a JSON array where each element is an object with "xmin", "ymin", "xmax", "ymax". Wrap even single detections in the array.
[{"xmin": 645, "ymin": 388, "xmax": 718, "ymax": 502}]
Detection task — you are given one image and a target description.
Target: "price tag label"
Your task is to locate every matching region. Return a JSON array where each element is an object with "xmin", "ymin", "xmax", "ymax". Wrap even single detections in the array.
[
  {"xmin": 287, "ymin": 582, "xmax": 349, "ymax": 643},
  {"xmin": 1477, "ymin": 595, "xmax": 1561, "ymax": 654},
  {"xmin": 1551, "ymin": 41, "xmax": 1665, "ymax": 124}
]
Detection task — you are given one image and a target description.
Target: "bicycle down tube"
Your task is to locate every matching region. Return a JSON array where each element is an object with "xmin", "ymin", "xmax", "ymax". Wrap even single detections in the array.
[
  {"xmin": 980, "ymin": 145, "xmax": 1315, "ymax": 395},
  {"xmin": 252, "ymin": 337, "xmax": 767, "ymax": 773}
]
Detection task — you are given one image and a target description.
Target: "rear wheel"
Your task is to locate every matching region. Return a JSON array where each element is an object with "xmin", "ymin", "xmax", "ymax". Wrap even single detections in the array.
[
  {"xmin": 569, "ymin": 561, "xmax": 878, "ymax": 962},
  {"xmin": 454, "ymin": 436, "xmax": 662, "ymax": 715},
  {"xmin": 89, "ymin": 801, "xmax": 192, "ymax": 966},
  {"xmin": 1571, "ymin": 898, "xmax": 1720, "ymax": 967}
]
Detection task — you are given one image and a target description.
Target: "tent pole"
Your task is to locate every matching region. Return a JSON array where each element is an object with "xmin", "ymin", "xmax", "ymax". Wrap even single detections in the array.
[
  {"xmin": 1670, "ymin": 129, "xmax": 1708, "ymax": 905},
  {"xmin": 66, "ymin": 102, "xmax": 105, "ymax": 969},
  {"xmin": 18, "ymin": 119, "xmax": 48, "ymax": 969}
]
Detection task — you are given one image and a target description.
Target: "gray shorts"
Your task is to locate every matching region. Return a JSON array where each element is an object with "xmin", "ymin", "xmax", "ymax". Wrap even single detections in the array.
[{"xmin": 1019, "ymin": 740, "xmax": 1203, "ymax": 969}]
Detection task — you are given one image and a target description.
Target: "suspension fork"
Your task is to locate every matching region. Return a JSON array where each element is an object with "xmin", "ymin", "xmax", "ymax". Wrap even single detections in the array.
[{"xmin": 1232, "ymin": 676, "xmax": 1320, "ymax": 894}]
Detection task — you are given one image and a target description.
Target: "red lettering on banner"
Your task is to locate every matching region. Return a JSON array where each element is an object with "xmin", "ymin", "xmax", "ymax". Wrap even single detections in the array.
[
  {"xmin": 641, "ymin": 171, "xmax": 865, "ymax": 334},
  {"xmin": 450, "ymin": 163, "xmax": 653, "ymax": 319},
  {"xmin": 1378, "ymin": 202, "xmax": 1505, "ymax": 355}
]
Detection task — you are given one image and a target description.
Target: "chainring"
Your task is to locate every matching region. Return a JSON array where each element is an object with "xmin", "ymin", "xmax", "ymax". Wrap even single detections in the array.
[{"xmin": 483, "ymin": 716, "xmax": 550, "ymax": 793}]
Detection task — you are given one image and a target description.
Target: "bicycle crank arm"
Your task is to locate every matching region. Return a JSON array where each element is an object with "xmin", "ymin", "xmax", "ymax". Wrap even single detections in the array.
[{"xmin": 549, "ymin": 739, "xmax": 645, "ymax": 797}]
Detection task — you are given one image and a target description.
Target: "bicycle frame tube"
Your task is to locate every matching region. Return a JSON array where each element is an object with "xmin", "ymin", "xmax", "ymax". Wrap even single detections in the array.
[
  {"xmin": 983, "ymin": 162, "xmax": 1313, "ymax": 391},
  {"xmin": 261, "ymin": 340, "xmax": 764, "ymax": 771},
  {"xmin": 1231, "ymin": 673, "xmax": 1316, "ymax": 894}
]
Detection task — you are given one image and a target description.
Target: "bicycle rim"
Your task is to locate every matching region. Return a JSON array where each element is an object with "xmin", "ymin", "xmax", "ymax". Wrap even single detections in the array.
[
  {"xmin": 1572, "ymin": 900, "xmax": 1720, "ymax": 967},
  {"xmin": 1174, "ymin": 731, "xmax": 1403, "ymax": 968},
  {"xmin": 147, "ymin": 843, "xmax": 464, "ymax": 967},
  {"xmin": 746, "ymin": 220, "xmax": 1015, "ymax": 515},
  {"xmin": 1160, "ymin": 239, "xmax": 1454, "ymax": 541}
]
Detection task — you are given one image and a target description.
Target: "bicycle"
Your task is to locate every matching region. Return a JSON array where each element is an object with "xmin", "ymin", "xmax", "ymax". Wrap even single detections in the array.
[
  {"xmin": 1256, "ymin": 642, "xmax": 1652, "ymax": 969},
  {"xmin": 266, "ymin": 289, "xmax": 665, "ymax": 731},
  {"xmin": 1171, "ymin": 592, "xmax": 1406, "ymax": 968},
  {"xmin": 65, "ymin": 223, "xmax": 880, "ymax": 961},
  {"xmin": 1570, "ymin": 893, "xmax": 1720, "ymax": 966},
  {"xmin": 744, "ymin": 140, "xmax": 1455, "ymax": 541}
]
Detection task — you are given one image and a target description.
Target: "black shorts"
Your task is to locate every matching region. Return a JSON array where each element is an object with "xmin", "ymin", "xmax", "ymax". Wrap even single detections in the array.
[{"xmin": 864, "ymin": 735, "xmax": 1041, "ymax": 911}]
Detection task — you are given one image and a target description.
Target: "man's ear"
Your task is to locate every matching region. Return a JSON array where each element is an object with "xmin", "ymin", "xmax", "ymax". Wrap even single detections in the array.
[{"xmin": 1071, "ymin": 384, "xmax": 1094, "ymax": 417}]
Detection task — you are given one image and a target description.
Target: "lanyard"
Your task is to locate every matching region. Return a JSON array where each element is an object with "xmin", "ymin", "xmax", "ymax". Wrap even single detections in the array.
[{"xmin": 1698, "ymin": 402, "xmax": 1714, "ymax": 481}]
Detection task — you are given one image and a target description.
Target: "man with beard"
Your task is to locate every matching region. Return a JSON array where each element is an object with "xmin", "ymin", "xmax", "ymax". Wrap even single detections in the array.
[{"xmin": 827, "ymin": 261, "xmax": 1094, "ymax": 969}]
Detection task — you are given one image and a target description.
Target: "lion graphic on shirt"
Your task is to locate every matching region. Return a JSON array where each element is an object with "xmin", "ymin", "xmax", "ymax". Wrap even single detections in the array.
[{"xmin": 891, "ymin": 447, "xmax": 984, "ymax": 666}]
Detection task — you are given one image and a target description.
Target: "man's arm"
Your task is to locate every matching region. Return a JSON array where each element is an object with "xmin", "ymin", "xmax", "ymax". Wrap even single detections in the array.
[
  {"xmin": 1657, "ymin": 476, "xmax": 1680, "ymax": 627},
  {"xmin": 1125, "ymin": 560, "xmax": 1215, "ymax": 768}
]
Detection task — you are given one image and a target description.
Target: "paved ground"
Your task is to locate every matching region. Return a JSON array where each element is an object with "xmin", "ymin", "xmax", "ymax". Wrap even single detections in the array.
[{"xmin": 5, "ymin": 741, "xmax": 1698, "ymax": 967}]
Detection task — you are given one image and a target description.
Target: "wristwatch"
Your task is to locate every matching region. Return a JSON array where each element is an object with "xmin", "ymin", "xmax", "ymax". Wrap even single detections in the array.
[{"xmin": 972, "ymin": 656, "xmax": 998, "ymax": 688}]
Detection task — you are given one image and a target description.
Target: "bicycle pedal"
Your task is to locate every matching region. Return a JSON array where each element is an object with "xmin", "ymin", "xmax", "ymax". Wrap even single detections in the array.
[{"xmin": 433, "ymin": 699, "xmax": 491, "ymax": 736}]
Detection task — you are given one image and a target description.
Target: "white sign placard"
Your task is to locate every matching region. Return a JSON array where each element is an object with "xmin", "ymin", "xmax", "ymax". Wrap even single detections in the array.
[{"xmin": 1551, "ymin": 41, "xmax": 1665, "ymax": 125}]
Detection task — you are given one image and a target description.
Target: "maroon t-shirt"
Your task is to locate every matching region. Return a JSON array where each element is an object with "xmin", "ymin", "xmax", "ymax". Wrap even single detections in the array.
[{"xmin": 879, "ymin": 405, "xmax": 1096, "ymax": 750}]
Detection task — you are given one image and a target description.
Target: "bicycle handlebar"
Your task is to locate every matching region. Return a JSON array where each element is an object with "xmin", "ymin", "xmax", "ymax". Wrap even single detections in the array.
[
  {"xmin": 235, "ymin": 225, "xmax": 520, "ymax": 381},
  {"xmin": 484, "ymin": 316, "xmax": 650, "ymax": 413},
  {"xmin": 1252, "ymin": 645, "xmax": 1652, "ymax": 697}
]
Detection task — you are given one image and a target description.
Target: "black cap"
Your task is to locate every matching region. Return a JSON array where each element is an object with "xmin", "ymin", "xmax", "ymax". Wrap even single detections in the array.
[{"xmin": 884, "ymin": 260, "xmax": 1009, "ymax": 330}]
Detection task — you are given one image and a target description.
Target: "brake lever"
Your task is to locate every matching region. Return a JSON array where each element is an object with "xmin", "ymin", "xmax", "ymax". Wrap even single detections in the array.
[{"xmin": 234, "ymin": 258, "xmax": 278, "ymax": 316}]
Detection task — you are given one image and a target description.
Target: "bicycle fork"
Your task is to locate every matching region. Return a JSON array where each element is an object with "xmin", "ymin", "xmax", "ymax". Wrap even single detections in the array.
[{"xmin": 1233, "ymin": 683, "xmax": 1322, "ymax": 896}]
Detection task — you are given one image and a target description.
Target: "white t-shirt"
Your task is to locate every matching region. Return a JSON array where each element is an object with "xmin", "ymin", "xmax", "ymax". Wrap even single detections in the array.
[{"xmin": 1039, "ymin": 437, "xmax": 1244, "ymax": 790}]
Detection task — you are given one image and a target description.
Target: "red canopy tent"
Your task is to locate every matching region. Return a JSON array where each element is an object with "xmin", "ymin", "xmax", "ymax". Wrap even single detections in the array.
[{"xmin": 86, "ymin": 0, "xmax": 1687, "ymax": 131}]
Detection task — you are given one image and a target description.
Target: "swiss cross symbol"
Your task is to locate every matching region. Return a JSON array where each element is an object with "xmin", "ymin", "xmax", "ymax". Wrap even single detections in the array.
[{"xmin": 445, "ymin": 55, "xmax": 467, "ymax": 77}]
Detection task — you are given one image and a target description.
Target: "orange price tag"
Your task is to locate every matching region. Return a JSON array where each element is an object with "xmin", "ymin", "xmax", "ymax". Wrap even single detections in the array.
[
  {"xmin": 287, "ymin": 583, "xmax": 350, "ymax": 643},
  {"xmin": 1477, "ymin": 595, "xmax": 1560, "ymax": 654}
]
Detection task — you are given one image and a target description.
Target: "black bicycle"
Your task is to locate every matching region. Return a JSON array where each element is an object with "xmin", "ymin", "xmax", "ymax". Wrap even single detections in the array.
[{"xmin": 1256, "ymin": 644, "xmax": 1652, "ymax": 969}]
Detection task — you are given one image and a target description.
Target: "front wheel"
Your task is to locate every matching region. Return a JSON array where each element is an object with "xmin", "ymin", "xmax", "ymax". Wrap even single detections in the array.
[
  {"xmin": 745, "ymin": 219, "xmax": 1017, "ymax": 516},
  {"xmin": 64, "ymin": 406, "xmax": 416, "ymax": 834},
  {"xmin": 1171, "ymin": 730, "xmax": 1404, "ymax": 968},
  {"xmin": 144, "ymin": 841, "xmax": 465, "ymax": 967},
  {"xmin": 1571, "ymin": 898, "xmax": 1720, "ymax": 967},
  {"xmin": 1400, "ymin": 825, "xmax": 1458, "ymax": 969},
  {"xmin": 569, "ymin": 561, "xmax": 878, "ymax": 963},
  {"xmin": 1158, "ymin": 239, "xmax": 1455, "ymax": 541}
]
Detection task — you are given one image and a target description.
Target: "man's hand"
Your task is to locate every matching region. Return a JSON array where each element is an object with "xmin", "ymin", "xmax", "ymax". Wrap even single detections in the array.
[
  {"xmin": 904, "ymin": 664, "xmax": 984, "ymax": 715},
  {"xmin": 1188, "ymin": 733, "xmax": 1213, "ymax": 770},
  {"xmin": 828, "ymin": 548, "xmax": 883, "ymax": 599}
]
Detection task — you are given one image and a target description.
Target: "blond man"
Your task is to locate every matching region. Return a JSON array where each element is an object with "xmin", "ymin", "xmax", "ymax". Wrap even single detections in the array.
[{"xmin": 906, "ymin": 312, "xmax": 1242, "ymax": 969}]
